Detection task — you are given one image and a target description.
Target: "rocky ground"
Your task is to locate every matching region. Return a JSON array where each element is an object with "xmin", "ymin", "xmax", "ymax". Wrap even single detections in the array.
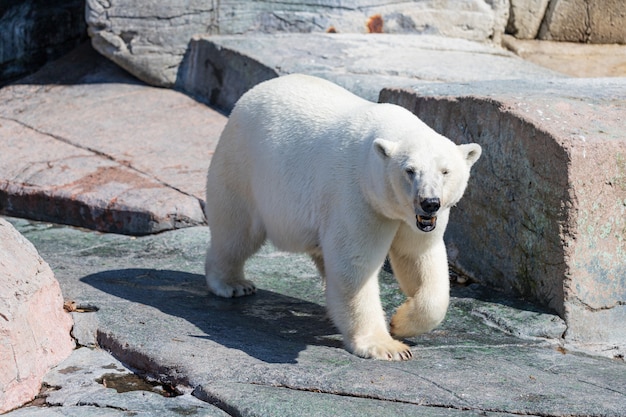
[{"xmin": 1, "ymin": 36, "xmax": 625, "ymax": 416}]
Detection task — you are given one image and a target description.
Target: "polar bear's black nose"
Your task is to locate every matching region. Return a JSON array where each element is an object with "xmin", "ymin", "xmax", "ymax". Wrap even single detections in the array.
[{"xmin": 420, "ymin": 198, "xmax": 440, "ymax": 214}]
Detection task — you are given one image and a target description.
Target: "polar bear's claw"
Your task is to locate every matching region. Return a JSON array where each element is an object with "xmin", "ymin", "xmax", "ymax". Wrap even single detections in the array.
[
  {"xmin": 209, "ymin": 279, "xmax": 257, "ymax": 298},
  {"xmin": 230, "ymin": 282, "xmax": 256, "ymax": 297},
  {"xmin": 353, "ymin": 339, "xmax": 413, "ymax": 361}
]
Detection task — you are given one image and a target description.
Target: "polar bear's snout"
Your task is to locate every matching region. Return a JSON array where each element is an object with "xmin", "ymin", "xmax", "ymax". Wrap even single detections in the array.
[
  {"xmin": 414, "ymin": 197, "xmax": 440, "ymax": 232},
  {"xmin": 420, "ymin": 197, "xmax": 440, "ymax": 214}
]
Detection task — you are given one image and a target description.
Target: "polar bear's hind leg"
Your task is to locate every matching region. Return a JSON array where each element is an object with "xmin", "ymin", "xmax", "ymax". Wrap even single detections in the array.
[{"xmin": 205, "ymin": 183, "xmax": 265, "ymax": 298}]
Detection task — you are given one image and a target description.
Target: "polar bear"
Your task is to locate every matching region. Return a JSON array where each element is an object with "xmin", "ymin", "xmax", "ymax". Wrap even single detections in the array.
[{"xmin": 204, "ymin": 74, "xmax": 481, "ymax": 360}]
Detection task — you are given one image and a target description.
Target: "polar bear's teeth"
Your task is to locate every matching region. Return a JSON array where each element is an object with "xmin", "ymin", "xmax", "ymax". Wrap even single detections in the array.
[{"xmin": 416, "ymin": 215, "xmax": 437, "ymax": 232}]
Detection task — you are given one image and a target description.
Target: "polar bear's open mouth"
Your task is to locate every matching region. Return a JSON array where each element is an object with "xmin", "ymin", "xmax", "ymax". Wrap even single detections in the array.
[{"xmin": 416, "ymin": 215, "xmax": 437, "ymax": 232}]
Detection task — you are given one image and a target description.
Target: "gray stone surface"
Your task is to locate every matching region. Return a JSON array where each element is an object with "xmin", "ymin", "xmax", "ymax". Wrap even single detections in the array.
[
  {"xmin": 177, "ymin": 33, "xmax": 561, "ymax": 112},
  {"xmin": 379, "ymin": 78, "xmax": 626, "ymax": 353},
  {"xmin": 0, "ymin": 0, "xmax": 87, "ymax": 85},
  {"xmin": 4, "ymin": 217, "xmax": 626, "ymax": 417},
  {"xmin": 0, "ymin": 43, "xmax": 225, "ymax": 235},
  {"xmin": 212, "ymin": 0, "xmax": 506, "ymax": 40},
  {"xmin": 85, "ymin": 0, "xmax": 216, "ymax": 88},
  {"xmin": 6, "ymin": 347, "xmax": 228, "ymax": 417},
  {"xmin": 86, "ymin": 0, "xmax": 507, "ymax": 88}
]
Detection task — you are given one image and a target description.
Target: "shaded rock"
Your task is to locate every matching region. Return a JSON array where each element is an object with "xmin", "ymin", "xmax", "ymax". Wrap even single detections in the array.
[
  {"xmin": 0, "ymin": 218, "xmax": 74, "ymax": 413},
  {"xmin": 379, "ymin": 78, "xmax": 626, "ymax": 350},
  {"xmin": 0, "ymin": 0, "xmax": 87, "ymax": 86}
]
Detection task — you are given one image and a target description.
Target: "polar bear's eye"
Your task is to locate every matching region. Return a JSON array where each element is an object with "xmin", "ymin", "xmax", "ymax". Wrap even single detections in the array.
[
  {"xmin": 441, "ymin": 168, "xmax": 450, "ymax": 176},
  {"xmin": 405, "ymin": 167, "xmax": 416, "ymax": 177}
]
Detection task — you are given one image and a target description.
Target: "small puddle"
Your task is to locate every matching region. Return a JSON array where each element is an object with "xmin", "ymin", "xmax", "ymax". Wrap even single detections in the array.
[{"xmin": 96, "ymin": 373, "xmax": 182, "ymax": 397}]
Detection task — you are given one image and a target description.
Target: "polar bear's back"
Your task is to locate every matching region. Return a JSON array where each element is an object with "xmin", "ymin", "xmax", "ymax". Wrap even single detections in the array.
[
  {"xmin": 208, "ymin": 75, "xmax": 375, "ymax": 251},
  {"xmin": 231, "ymin": 74, "xmax": 369, "ymax": 145},
  {"xmin": 215, "ymin": 74, "xmax": 376, "ymax": 185}
]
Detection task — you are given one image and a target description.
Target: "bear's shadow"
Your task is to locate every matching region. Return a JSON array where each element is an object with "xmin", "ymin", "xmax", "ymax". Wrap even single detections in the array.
[{"xmin": 81, "ymin": 269, "xmax": 341, "ymax": 364}]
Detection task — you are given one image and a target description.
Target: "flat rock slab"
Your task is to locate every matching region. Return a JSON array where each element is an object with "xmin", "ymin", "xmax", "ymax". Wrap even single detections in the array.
[
  {"xmin": 0, "ymin": 43, "xmax": 226, "ymax": 235},
  {"xmin": 7, "ymin": 217, "xmax": 625, "ymax": 417},
  {"xmin": 379, "ymin": 78, "xmax": 626, "ymax": 354},
  {"xmin": 6, "ymin": 347, "xmax": 228, "ymax": 417},
  {"xmin": 177, "ymin": 33, "xmax": 562, "ymax": 112}
]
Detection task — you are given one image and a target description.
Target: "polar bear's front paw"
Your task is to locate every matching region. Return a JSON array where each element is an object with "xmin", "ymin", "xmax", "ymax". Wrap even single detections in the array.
[
  {"xmin": 208, "ymin": 279, "xmax": 257, "ymax": 298},
  {"xmin": 351, "ymin": 338, "xmax": 413, "ymax": 361}
]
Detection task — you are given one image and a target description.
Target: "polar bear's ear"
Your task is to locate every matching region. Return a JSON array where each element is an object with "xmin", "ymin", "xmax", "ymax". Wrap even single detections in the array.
[
  {"xmin": 459, "ymin": 143, "xmax": 482, "ymax": 168},
  {"xmin": 373, "ymin": 138, "xmax": 397, "ymax": 159}
]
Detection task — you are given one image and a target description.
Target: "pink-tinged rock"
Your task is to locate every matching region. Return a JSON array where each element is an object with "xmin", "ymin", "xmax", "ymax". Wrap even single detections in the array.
[
  {"xmin": 0, "ymin": 44, "xmax": 225, "ymax": 235},
  {"xmin": 0, "ymin": 119, "xmax": 205, "ymax": 235},
  {"xmin": 380, "ymin": 78, "xmax": 626, "ymax": 350},
  {"xmin": 0, "ymin": 218, "xmax": 74, "ymax": 413}
]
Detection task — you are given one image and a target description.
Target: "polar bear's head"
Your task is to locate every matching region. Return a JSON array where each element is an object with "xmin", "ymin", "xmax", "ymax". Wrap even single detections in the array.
[{"xmin": 373, "ymin": 135, "xmax": 481, "ymax": 233}]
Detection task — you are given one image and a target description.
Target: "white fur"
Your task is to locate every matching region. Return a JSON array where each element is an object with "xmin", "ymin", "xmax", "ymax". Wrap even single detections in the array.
[{"xmin": 204, "ymin": 74, "xmax": 481, "ymax": 360}]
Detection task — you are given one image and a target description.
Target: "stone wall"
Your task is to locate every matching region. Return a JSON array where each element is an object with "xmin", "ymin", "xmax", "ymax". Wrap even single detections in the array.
[
  {"xmin": 380, "ymin": 79, "xmax": 626, "ymax": 349},
  {"xmin": 0, "ymin": 0, "xmax": 87, "ymax": 86}
]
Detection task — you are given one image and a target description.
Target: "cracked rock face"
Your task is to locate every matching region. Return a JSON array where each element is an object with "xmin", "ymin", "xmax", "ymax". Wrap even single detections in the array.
[
  {"xmin": 85, "ymin": 0, "xmax": 508, "ymax": 87},
  {"xmin": 0, "ymin": 218, "xmax": 74, "ymax": 413},
  {"xmin": 538, "ymin": 0, "xmax": 626, "ymax": 44},
  {"xmin": 0, "ymin": 44, "xmax": 225, "ymax": 235}
]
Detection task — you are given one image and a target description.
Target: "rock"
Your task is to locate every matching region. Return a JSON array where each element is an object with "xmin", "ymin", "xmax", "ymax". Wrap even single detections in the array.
[
  {"xmin": 4, "ymin": 347, "xmax": 229, "ymax": 416},
  {"xmin": 85, "ymin": 0, "xmax": 216, "ymax": 88},
  {"xmin": 0, "ymin": 218, "xmax": 74, "ymax": 413},
  {"xmin": 379, "ymin": 78, "xmax": 626, "ymax": 349},
  {"xmin": 178, "ymin": 33, "xmax": 560, "ymax": 113},
  {"xmin": 86, "ymin": 0, "xmax": 507, "ymax": 88},
  {"xmin": 9, "ymin": 218, "xmax": 625, "ymax": 416},
  {"xmin": 0, "ymin": 44, "xmax": 224, "ymax": 235},
  {"xmin": 0, "ymin": 0, "xmax": 87, "ymax": 85},
  {"xmin": 214, "ymin": 0, "xmax": 504, "ymax": 40},
  {"xmin": 506, "ymin": 0, "xmax": 551, "ymax": 39},
  {"xmin": 539, "ymin": 0, "xmax": 626, "ymax": 43}
]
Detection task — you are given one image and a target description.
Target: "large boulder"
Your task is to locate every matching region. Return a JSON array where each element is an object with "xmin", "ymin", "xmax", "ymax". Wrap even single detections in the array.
[
  {"xmin": 0, "ymin": 218, "xmax": 74, "ymax": 413},
  {"xmin": 380, "ymin": 78, "xmax": 626, "ymax": 351},
  {"xmin": 538, "ymin": 0, "xmax": 626, "ymax": 43},
  {"xmin": 85, "ymin": 0, "xmax": 508, "ymax": 87}
]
